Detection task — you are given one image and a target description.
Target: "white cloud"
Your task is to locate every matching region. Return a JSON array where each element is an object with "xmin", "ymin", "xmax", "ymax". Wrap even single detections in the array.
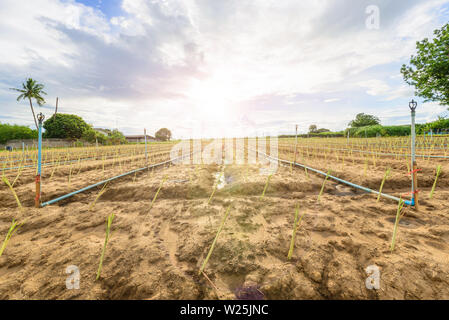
[{"xmin": 0, "ymin": 0, "xmax": 448, "ymax": 138}]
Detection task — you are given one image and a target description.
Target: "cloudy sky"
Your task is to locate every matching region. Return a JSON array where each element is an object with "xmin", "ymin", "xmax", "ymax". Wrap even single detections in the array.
[{"xmin": 0, "ymin": 0, "xmax": 448, "ymax": 138}]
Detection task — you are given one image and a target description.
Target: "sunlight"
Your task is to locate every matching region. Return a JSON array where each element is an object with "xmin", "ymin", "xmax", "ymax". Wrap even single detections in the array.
[{"xmin": 187, "ymin": 75, "xmax": 236, "ymax": 124}]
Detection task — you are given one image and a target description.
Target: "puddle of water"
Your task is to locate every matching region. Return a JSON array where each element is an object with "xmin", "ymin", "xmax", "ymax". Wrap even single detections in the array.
[{"xmin": 214, "ymin": 171, "xmax": 227, "ymax": 189}]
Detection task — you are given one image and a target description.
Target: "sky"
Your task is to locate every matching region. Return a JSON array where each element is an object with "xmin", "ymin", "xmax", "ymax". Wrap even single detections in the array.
[{"xmin": 0, "ymin": 0, "xmax": 448, "ymax": 139}]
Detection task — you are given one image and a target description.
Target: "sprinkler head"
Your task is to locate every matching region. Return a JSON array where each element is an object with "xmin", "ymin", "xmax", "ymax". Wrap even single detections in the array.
[
  {"xmin": 409, "ymin": 99, "xmax": 418, "ymax": 111},
  {"xmin": 37, "ymin": 112, "xmax": 45, "ymax": 123}
]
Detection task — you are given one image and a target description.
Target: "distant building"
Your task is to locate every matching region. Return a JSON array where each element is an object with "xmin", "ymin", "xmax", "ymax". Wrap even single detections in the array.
[
  {"xmin": 125, "ymin": 135, "xmax": 157, "ymax": 143},
  {"xmin": 93, "ymin": 128, "xmax": 111, "ymax": 136}
]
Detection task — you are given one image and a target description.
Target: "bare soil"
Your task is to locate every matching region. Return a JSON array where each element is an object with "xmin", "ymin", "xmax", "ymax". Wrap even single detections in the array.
[{"xmin": 1, "ymin": 153, "xmax": 449, "ymax": 300}]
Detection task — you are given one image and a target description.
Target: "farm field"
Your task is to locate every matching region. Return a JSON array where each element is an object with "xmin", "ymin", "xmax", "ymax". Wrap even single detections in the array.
[{"xmin": 0, "ymin": 137, "xmax": 448, "ymax": 299}]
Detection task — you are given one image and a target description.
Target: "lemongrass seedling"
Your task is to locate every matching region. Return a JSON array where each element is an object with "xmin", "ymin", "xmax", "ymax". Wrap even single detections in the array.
[
  {"xmin": 390, "ymin": 199, "xmax": 405, "ymax": 252},
  {"xmin": 2, "ymin": 162, "xmax": 6, "ymax": 178},
  {"xmin": 89, "ymin": 182, "xmax": 109, "ymax": 211},
  {"xmin": 0, "ymin": 219, "xmax": 23, "ymax": 258},
  {"xmin": 149, "ymin": 176, "xmax": 167, "ymax": 212},
  {"xmin": 260, "ymin": 174, "xmax": 273, "ymax": 199},
  {"xmin": 2, "ymin": 176, "xmax": 22, "ymax": 209},
  {"xmin": 363, "ymin": 158, "xmax": 368, "ymax": 177},
  {"xmin": 11, "ymin": 163, "xmax": 23, "ymax": 187},
  {"xmin": 429, "ymin": 165, "xmax": 442, "ymax": 199},
  {"xmin": 207, "ymin": 170, "xmax": 224, "ymax": 205},
  {"xmin": 317, "ymin": 170, "xmax": 331, "ymax": 202},
  {"xmin": 76, "ymin": 156, "xmax": 82, "ymax": 175},
  {"xmin": 198, "ymin": 205, "xmax": 231, "ymax": 275},
  {"xmin": 68, "ymin": 163, "xmax": 73, "ymax": 187},
  {"xmin": 287, "ymin": 203, "xmax": 305, "ymax": 260},
  {"xmin": 377, "ymin": 167, "xmax": 391, "ymax": 202},
  {"xmin": 96, "ymin": 213, "xmax": 115, "ymax": 280}
]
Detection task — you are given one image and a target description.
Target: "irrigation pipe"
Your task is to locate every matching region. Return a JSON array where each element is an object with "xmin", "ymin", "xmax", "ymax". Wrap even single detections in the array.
[
  {"xmin": 255, "ymin": 149, "xmax": 414, "ymax": 206},
  {"xmin": 278, "ymin": 145, "xmax": 449, "ymax": 160},
  {"xmin": 40, "ymin": 152, "xmax": 193, "ymax": 207},
  {"xmin": 2, "ymin": 150, "xmax": 173, "ymax": 172}
]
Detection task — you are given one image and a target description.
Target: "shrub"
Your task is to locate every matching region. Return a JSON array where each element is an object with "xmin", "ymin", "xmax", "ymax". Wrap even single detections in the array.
[
  {"xmin": 43, "ymin": 114, "xmax": 89, "ymax": 140},
  {"xmin": 0, "ymin": 123, "xmax": 38, "ymax": 144}
]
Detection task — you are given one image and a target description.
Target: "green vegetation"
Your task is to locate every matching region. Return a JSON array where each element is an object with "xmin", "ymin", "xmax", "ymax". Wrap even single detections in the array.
[
  {"xmin": 401, "ymin": 23, "xmax": 449, "ymax": 107},
  {"xmin": 96, "ymin": 213, "xmax": 115, "ymax": 280},
  {"xmin": 10, "ymin": 78, "xmax": 47, "ymax": 130},
  {"xmin": 0, "ymin": 219, "xmax": 23, "ymax": 258},
  {"xmin": 309, "ymin": 124, "xmax": 330, "ymax": 134},
  {"xmin": 0, "ymin": 123, "xmax": 37, "ymax": 144},
  {"xmin": 349, "ymin": 113, "xmax": 380, "ymax": 128},
  {"xmin": 43, "ymin": 114, "xmax": 89, "ymax": 140},
  {"xmin": 155, "ymin": 128, "xmax": 172, "ymax": 141}
]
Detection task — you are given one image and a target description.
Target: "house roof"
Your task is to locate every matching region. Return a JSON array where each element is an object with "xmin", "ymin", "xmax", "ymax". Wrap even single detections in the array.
[{"xmin": 125, "ymin": 135, "xmax": 155, "ymax": 139}]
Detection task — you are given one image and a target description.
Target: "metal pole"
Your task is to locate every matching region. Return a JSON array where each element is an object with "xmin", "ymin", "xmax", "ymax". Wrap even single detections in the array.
[
  {"xmin": 144, "ymin": 128, "xmax": 148, "ymax": 164},
  {"xmin": 409, "ymin": 100, "xmax": 418, "ymax": 208},
  {"xmin": 35, "ymin": 113, "xmax": 45, "ymax": 208},
  {"xmin": 294, "ymin": 125, "xmax": 298, "ymax": 164}
]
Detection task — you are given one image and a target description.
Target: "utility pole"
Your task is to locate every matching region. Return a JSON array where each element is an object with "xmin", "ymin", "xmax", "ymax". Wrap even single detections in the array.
[
  {"xmin": 294, "ymin": 124, "xmax": 298, "ymax": 164},
  {"xmin": 409, "ymin": 99, "xmax": 419, "ymax": 209},
  {"xmin": 35, "ymin": 112, "xmax": 45, "ymax": 208},
  {"xmin": 54, "ymin": 97, "xmax": 59, "ymax": 116},
  {"xmin": 144, "ymin": 128, "xmax": 148, "ymax": 164}
]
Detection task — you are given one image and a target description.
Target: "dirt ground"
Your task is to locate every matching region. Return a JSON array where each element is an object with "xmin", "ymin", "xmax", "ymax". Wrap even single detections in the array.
[{"xmin": 1, "ymin": 152, "xmax": 449, "ymax": 300}]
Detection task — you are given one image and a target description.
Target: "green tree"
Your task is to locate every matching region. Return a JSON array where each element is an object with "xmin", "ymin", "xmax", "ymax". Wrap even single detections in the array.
[
  {"xmin": 43, "ymin": 114, "xmax": 89, "ymax": 140},
  {"xmin": 81, "ymin": 127, "xmax": 108, "ymax": 144},
  {"xmin": 0, "ymin": 123, "xmax": 38, "ymax": 144},
  {"xmin": 401, "ymin": 24, "xmax": 449, "ymax": 107},
  {"xmin": 107, "ymin": 129, "xmax": 127, "ymax": 145},
  {"xmin": 349, "ymin": 113, "xmax": 380, "ymax": 128},
  {"xmin": 155, "ymin": 128, "xmax": 172, "ymax": 141},
  {"xmin": 308, "ymin": 124, "xmax": 318, "ymax": 133},
  {"xmin": 10, "ymin": 78, "xmax": 47, "ymax": 130}
]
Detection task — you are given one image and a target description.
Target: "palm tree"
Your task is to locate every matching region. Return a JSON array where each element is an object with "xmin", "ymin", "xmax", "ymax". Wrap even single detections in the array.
[{"xmin": 10, "ymin": 78, "xmax": 47, "ymax": 130}]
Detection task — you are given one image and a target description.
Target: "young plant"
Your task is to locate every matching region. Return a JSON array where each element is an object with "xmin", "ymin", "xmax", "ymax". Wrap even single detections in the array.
[
  {"xmin": 96, "ymin": 213, "xmax": 115, "ymax": 280},
  {"xmin": 0, "ymin": 219, "xmax": 23, "ymax": 258},
  {"xmin": 318, "ymin": 170, "xmax": 331, "ymax": 202},
  {"xmin": 198, "ymin": 205, "xmax": 231, "ymax": 275},
  {"xmin": 260, "ymin": 174, "xmax": 273, "ymax": 199},
  {"xmin": 89, "ymin": 182, "xmax": 109, "ymax": 211},
  {"xmin": 2, "ymin": 176, "xmax": 22, "ymax": 209},
  {"xmin": 207, "ymin": 170, "xmax": 224, "ymax": 205},
  {"xmin": 390, "ymin": 199, "xmax": 405, "ymax": 252},
  {"xmin": 377, "ymin": 167, "xmax": 391, "ymax": 202},
  {"xmin": 287, "ymin": 203, "xmax": 305, "ymax": 260},
  {"xmin": 429, "ymin": 165, "xmax": 442, "ymax": 199},
  {"xmin": 149, "ymin": 175, "xmax": 167, "ymax": 211}
]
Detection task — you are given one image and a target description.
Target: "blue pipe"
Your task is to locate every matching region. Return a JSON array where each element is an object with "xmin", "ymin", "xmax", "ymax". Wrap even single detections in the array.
[
  {"xmin": 257, "ymin": 150, "xmax": 414, "ymax": 206},
  {"xmin": 38, "ymin": 122, "xmax": 42, "ymax": 176},
  {"xmin": 40, "ymin": 153, "xmax": 192, "ymax": 207}
]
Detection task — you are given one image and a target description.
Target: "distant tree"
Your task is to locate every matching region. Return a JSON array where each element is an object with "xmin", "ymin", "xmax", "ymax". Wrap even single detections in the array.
[
  {"xmin": 81, "ymin": 126, "xmax": 108, "ymax": 144},
  {"xmin": 107, "ymin": 129, "xmax": 127, "ymax": 145},
  {"xmin": 401, "ymin": 24, "xmax": 449, "ymax": 108},
  {"xmin": 349, "ymin": 113, "xmax": 380, "ymax": 128},
  {"xmin": 155, "ymin": 128, "xmax": 172, "ymax": 141},
  {"xmin": 10, "ymin": 78, "xmax": 47, "ymax": 130},
  {"xmin": 43, "ymin": 114, "xmax": 89, "ymax": 140},
  {"xmin": 0, "ymin": 123, "xmax": 38, "ymax": 144},
  {"xmin": 315, "ymin": 128, "xmax": 331, "ymax": 133},
  {"xmin": 308, "ymin": 125, "xmax": 318, "ymax": 133}
]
